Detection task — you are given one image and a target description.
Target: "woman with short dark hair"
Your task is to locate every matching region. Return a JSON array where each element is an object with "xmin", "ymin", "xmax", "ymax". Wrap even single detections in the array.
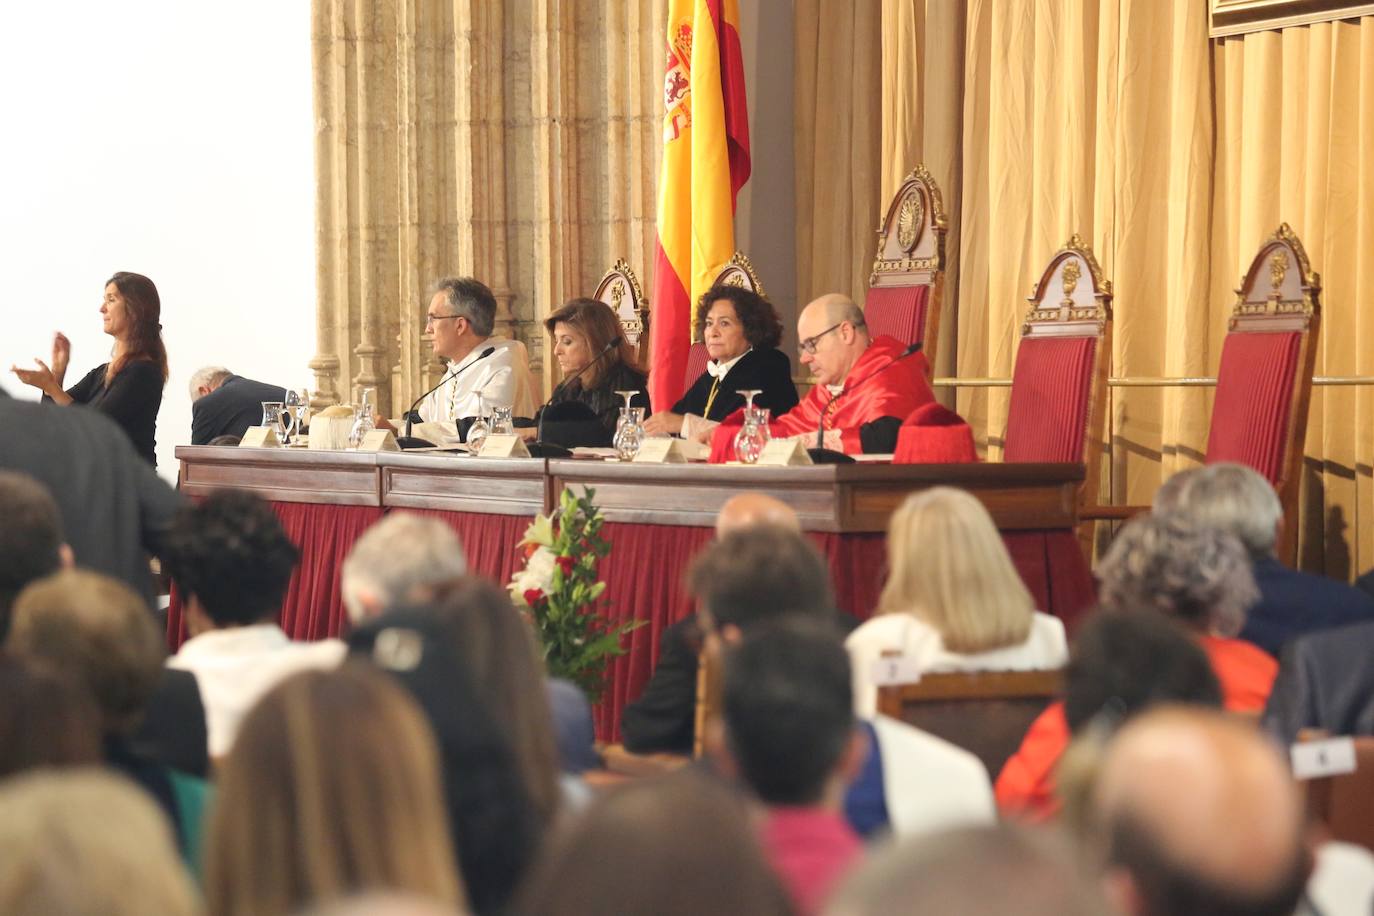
[
  {"xmin": 643, "ymin": 284, "xmax": 798, "ymax": 442},
  {"xmin": 11, "ymin": 272, "xmax": 168, "ymax": 466}
]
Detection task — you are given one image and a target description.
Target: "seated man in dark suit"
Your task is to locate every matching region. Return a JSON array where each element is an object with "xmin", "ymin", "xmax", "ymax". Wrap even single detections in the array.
[
  {"xmin": 1157, "ymin": 462, "xmax": 1374, "ymax": 657},
  {"xmin": 188, "ymin": 366, "xmax": 288, "ymax": 445},
  {"xmin": 1263, "ymin": 619, "xmax": 1374, "ymax": 745}
]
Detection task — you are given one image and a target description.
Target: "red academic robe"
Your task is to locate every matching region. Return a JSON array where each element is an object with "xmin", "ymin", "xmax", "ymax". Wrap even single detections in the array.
[
  {"xmin": 710, "ymin": 335, "xmax": 933, "ymax": 462},
  {"xmin": 992, "ymin": 634, "xmax": 1279, "ymax": 821}
]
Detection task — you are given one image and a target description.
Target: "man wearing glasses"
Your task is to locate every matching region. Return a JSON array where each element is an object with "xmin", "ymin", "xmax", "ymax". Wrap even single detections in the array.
[
  {"xmin": 710, "ymin": 293, "xmax": 934, "ymax": 459},
  {"xmin": 376, "ymin": 276, "xmax": 520, "ymax": 432}
]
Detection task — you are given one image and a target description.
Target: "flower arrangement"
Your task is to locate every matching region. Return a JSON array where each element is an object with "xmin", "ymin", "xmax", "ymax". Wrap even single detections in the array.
[{"xmin": 509, "ymin": 486, "xmax": 643, "ymax": 701}]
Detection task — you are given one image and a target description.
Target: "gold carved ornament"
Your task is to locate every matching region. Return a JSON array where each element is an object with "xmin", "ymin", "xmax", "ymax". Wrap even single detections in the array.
[
  {"xmin": 1269, "ymin": 251, "xmax": 1289, "ymax": 295},
  {"xmin": 896, "ymin": 191, "xmax": 923, "ymax": 252}
]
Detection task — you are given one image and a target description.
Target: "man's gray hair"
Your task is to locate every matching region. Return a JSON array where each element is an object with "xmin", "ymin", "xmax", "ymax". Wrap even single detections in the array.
[
  {"xmin": 188, "ymin": 366, "xmax": 232, "ymax": 401},
  {"xmin": 340, "ymin": 514, "xmax": 467, "ymax": 623},
  {"xmin": 1161, "ymin": 462, "xmax": 1282, "ymax": 558},
  {"xmin": 431, "ymin": 277, "xmax": 497, "ymax": 338},
  {"xmin": 1096, "ymin": 513, "xmax": 1258, "ymax": 638}
]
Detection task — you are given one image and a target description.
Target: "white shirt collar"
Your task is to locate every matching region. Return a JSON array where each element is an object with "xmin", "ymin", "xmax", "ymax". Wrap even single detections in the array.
[
  {"xmin": 448, "ymin": 339, "xmax": 496, "ymax": 376},
  {"xmin": 706, "ymin": 348, "xmax": 751, "ymax": 379}
]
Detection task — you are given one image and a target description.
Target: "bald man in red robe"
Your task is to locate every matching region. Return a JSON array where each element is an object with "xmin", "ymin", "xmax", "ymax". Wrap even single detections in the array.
[{"xmin": 710, "ymin": 293, "xmax": 933, "ymax": 461}]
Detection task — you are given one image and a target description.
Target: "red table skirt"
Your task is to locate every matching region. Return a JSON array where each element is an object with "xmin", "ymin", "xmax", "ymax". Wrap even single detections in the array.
[{"xmin": 165, "ymin": 503, "xmax": 1095, "ymax": 744}]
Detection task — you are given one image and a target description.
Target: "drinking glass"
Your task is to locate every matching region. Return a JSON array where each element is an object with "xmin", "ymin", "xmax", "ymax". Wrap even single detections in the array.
[
  {"xmin": 261, "ymin": 401, "xmax": 284, "ymax": 429},
  {"xmin": 733, "ymin": 411, "xmax": 767, "ymax": 464},
  {"xmin": 614, "ymin": 406, "xmax": 645, "ymax": 460},
  {"xmin": 282, "ymin": 390, "xmax": 303, "ymax": 444},
  {"xmin": 466, "ymin": 393, "xmax": 490, "ymax": 450},
  {"xmin": 490, "ymin": 405, "xmax": 514, "ymax": 436}
]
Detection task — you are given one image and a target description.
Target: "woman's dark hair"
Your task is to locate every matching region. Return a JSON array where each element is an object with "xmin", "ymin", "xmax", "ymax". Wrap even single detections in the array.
[
  {"xmin": 105, "ymin": 272, "xmax": 168, "ymax": 385},
  {"xmin": 543, "ymin": 297, "xmax": 639, "ymax": 390},
  {"xmin": 161, "ymin": 490, "xmax": 300, "ymax": 628},
  {"xmin": 692, "ymin": 284, "xmax": 784, "ymax": 350},
  {"xmin": 349, "ymin": 611, "xmax": 542, "ymax": 916}
]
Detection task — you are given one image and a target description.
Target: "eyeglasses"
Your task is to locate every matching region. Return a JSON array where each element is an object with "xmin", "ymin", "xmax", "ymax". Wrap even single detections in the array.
[
  {"xmin": 798, "ymin": 323, "xmax": 843, "ymax": 355},
  {"xmin": 425, "ymin": 313, "xmax": 465, "ymax": 328}
]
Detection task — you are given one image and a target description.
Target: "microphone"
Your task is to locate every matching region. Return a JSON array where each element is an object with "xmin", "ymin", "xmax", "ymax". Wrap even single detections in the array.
[
  {"xmin": 398, "ymin": 346, "xmax": 497, "ymax": 449},
  {"xmin": 531, "ymin": 337, "xmax": 622, "ymax": 454},
  {"xmin": 812, "ymin": 340, "xmax": 923, "ymax": 459}
]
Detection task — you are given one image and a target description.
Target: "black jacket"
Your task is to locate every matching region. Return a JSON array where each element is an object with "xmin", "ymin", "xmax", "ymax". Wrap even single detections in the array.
[
  {"xmin": 191, "ymin": 375, "xmax": 289, "ymax": 445},
  {"xmin": 671, "ymin": 347, "xmax": 798, "ymax": 422},
  {"xmin": 60, "ymin": 361, "xmax": 164, "ymax": 467},
  {"xmin": 1263, "ymin": 620, "xmax": 1374, "ymax": 745},
  {"xmin": 1243, "ymin": 555, "xmax": 1374, "ymax": 657},
  {"xmin": 538, "ymin": 363, "xmax": 650, "ymax": 448}
]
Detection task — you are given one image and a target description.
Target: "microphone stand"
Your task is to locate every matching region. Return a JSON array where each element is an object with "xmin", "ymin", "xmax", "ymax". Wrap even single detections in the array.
[
  {"xmin": 397, "ymin": 346, "xmax": 497, "ymax": 449},
  {"xmin": 809, "ymin": 340, "xmax": 923, "ymax": 463},
  {"xmin": 529, "ymin": 337, "xmax": 622, "ymax": 458}
]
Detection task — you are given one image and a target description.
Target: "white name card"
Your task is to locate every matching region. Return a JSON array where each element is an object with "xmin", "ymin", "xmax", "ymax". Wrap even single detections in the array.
[
  {"xmin": 239, "ymin": 426, "xmax": 282, "ymax": 448},
  {"xmin": 357, "ymin": 429, "xmax": 400, "ymax": 452},
  {"xmin": 1291, "ymin": 737, "xmax": 1358, "ymax": 780},
  {"xmin": 870, "ymin": 656, "xmax": 923, "ymax": 687},
  {"xmin": 757, "ymin": 438, "xmax": 813, "ymax": 467},
  {"xmin": 633, "ymin": 437, "xmax": 687, "ymax": 464},
  {"xmin": 477, "ymin": 433, "xmax": 531, "ymax": 458}
]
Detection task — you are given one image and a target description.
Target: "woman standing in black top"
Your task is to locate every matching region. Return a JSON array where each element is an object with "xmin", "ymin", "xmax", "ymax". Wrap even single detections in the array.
[
  {"xmin": 12, "ymin": 272, "xmax": 168, "ymax": 466},
  {"xmin": 643, "ymin": 284, "xmax": 798, "ymax": 443}
]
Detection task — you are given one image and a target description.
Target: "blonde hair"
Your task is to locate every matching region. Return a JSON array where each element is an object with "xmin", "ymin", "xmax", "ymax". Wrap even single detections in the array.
[
  {"xmin": 877, "ymin": 487, "xmax": 1034, "ymax": 652},
  {"xmin": 204, "ymin": 664, "xmax": 465, "ymax": 916},
  {"xmin": 0, "ymin": 769, "xmax": 201, "ymax": 916}
]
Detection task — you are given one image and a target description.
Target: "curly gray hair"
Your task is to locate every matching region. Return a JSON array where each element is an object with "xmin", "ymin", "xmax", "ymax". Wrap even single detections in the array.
[{"xmin": 1096, "ymin": 513, "xmax": 1258, "ymax": 637}]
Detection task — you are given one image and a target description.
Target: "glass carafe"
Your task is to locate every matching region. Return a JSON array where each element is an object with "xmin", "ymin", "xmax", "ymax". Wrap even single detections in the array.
[
  {"xmin": 348, "ymin": 388, "xmax": 376, "ymax": 448},
  {"xmin": 490, "ymin": 405, "xmax": 514, "ymax": 436}
]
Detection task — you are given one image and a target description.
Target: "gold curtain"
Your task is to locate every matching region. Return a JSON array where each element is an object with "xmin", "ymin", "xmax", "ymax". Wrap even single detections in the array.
[
  {"xmin": 794, "ymin": 0, "xmax": 884, "ymax": 308},
  {"xmin": 880, "ymin": 2, "xmax": 1374, "ymax": 575}
]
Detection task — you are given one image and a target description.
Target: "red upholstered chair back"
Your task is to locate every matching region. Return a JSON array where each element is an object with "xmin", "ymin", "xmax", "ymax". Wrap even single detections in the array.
[
  {"xmin": 1004, "ymin": 236, "xmax": 1113, "ymax": 505},
  {"xmin": 1205, "ymin": 224, "xmax": 1321, "ymax": 563},
  {"xmin": 865, "ymin": 164, "xmax": 948, "ymax": 369},
  {"xmin": 593, "ymin": 259, "xmax": 650, "ymax": 366},
  {"xmin": 687, "ymin": 251, "xmax": 768, "ymax": 389}
]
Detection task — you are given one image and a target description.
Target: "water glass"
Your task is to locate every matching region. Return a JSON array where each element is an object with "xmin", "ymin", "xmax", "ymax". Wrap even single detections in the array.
[
  {"xmin": 614, "ymin": 406, "xmax": 645, "ymax": 460},
  {"xmin": 490, "ymin": 405, "xmax": 514, "ymax": 436}
]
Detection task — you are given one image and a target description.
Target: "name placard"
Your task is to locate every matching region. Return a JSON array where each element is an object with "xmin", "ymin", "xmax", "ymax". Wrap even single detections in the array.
[
  {"xmin": 239, "ymin": 426, "xmax": 282, "ymax": 449},
  {"xmin": 633, "ymin": 437, "xmax": 687, "ymax": 464},
  {"xmin": 357, "ymin": 429, "xmax": 401, "ymax": 452},
  {"xmin": 478, "ymin": 434, "xmax": 531, "ymax": 459},
  {"xmin": 1291, "ymin": 737, "xmax": 1357, "ymax": 780},
  {"xmin": 757, "ymin": 438, "xmax": 813, "ymax": 467},
  {"xmin": 870, "ymin": 656, "xmax": 923, "ymax": 687}
]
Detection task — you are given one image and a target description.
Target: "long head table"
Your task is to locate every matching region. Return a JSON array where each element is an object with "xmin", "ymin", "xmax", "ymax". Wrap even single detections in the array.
[{"xmin": 175, "ymin": 447, "xmax": 1094, "ymax": 739}]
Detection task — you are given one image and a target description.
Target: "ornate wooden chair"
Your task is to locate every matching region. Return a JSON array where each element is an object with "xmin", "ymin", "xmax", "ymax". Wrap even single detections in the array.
[
  {"xmin": 593, "ymin": 259, "xmax": 651, "ymax": 366},
  {"xmin": 683, "ymin": 252, "xmax": 768, "ymax": 388},
  {"xmin": 875, "ymin": 669, "xmax": 1063, "ymax": 778},
  {"xmin": 1003, "ymin": 236, "xmax": 1113, "ymax": 484},
  {"xmin": 865, "ymin": 164, "xmax": 949, "ymax": 366},
  {"xmin": 1205, "ymin": 224, "xmax": 1321, "ymax": 563}
]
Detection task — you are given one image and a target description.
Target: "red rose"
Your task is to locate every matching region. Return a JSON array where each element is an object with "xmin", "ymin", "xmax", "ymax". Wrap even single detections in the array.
[
  {"xmin": 556, "ymin": 555, "xmax": 575, "ymax": 576},
  {"xmin": 523, "ymin": 588, "xmax": 544, "ymax": 606}
]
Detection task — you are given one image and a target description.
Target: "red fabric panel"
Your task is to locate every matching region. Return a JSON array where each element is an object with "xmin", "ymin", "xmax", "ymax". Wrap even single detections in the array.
[
  {"xmin": 1205, "ymin": 331, "xmax": 1302, "ymax": 484},
  {"xmin": 1002, "ymin": 530, "xmax": 1097, "ymax": 637},
  {"xmin": 864, "ymin": 284, "xmax": 931, "ymax": 348},
  {"xmin": 271, "ymin": 503, "xmax": 383, "ymax": 641},
  {"xmin": 683, "ymin": 342, "xmax": 711, "ymax": 389},
  {"xmin": 397, "ymin": 509, "xmax": 530, "ymax": 591},
  {"xmin": 1004, "ymin": 336, "xmax": 1097, "ymax": 463},
  {"xmin": 166, "ymin": 584, "xmax": 189, "ymax": 652}
]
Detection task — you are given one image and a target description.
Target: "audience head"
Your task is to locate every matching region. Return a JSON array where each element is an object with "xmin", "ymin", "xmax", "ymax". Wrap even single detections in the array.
[
  {"xmin": 1091, "ymin": 706, "xmax": 1309, "ymax": 916},
  {"xmin": 714, "ymin": 491, "xmax": 800, "ymax": 537},
  {"xmin": 7, "ymin": 569, "xmax": 163, "ymax": 737},
  {"xmin": 188, "ymin": 365, "xmax": 233, "ymax": 400},
  {"xmin": 341, "ymin": 513, "xmax": 467, "ymax": 624},
  {"xmin": 797, "ymin": 292, "xmax": 869, "ymax": 387},
  {"xmin": 0, "ymin": 652, "xmax": 101, "ymax": 778},
  {"xmin": 414, "ymin": 576, "xmax": 563, "ymax": 819},
  {"xmin": 544, "ymin": 297, "xmax": 639, "ymax": 388},
  {"xmin": 297, "ymin": 894, "xmax": 462, "ymax": 916},
  {"xmin": 0, "ymin": 769, "xmax": 200, "ymax": 916},
  {"xmin": 1149, "ymin": 466, "xmax": 1201, "ymax": 516},
  {"xmin": 721, "ymin": 619, "xmax": 861, "ymax": 807},
  {"xmin": 878, "ymin": 486, "xmax": 1034, "ymax": 652},
  {"xmin": 0, "ymin": 471, "xmax": 68, "ymax": 640},
  {"xmin": 826, "ymin": 822, "xmax": 1111, "ymax": 916},
  {"xmin": 104, "ymin": 271, "xmax": 168, "ymax": 382},
  {"xmin": 205, "ymin": 664, "xmax": 464, "ymax": 916},
  {"xmin": 350, "ymin": 612, "xmax": 540, "ymax": 916},
  {"xmin": 1159, "ymin": 462, "xmax": 1283, "ymax": 560},
  {"xmin": 428, "ymin": 277, "xmax": 498, "ymax": 362},
  {"xmin": 162, "ymin": 489, "xmax": 299, "ymax": 633},
  {"xmin": 689, "ymin": 525, "xmax": 836, "ymax": 636},
  {"xmin": 1096, "ymin": 513, "xmax": 1257, "ymax": 637},
  {"xmin": 693, "ymin": 284, "xmax": 785, "ymax": 364},
  {"xmin": 512, "ymin": 771, "xmax": 794, "ymax": 916}
]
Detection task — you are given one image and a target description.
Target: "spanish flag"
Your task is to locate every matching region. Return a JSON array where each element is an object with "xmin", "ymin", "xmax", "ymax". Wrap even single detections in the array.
[{"xmin": 649, "ymin": 0, "xmax": 751, "ymax": 410}]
